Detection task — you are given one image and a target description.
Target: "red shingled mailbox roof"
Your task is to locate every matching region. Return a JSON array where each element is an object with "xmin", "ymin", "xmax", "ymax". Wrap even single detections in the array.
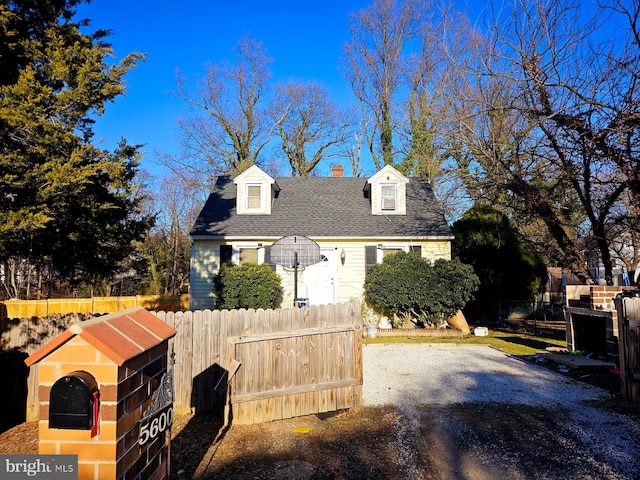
[{"xmin": 25, "ymin": 307, "xmax": 177, "ymax": 367}]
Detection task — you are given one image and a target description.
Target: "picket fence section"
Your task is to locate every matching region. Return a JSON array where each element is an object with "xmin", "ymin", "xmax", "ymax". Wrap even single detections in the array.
[{"xmin": 3, "ymin": 302, "xmax": 363, "ymax": 425}]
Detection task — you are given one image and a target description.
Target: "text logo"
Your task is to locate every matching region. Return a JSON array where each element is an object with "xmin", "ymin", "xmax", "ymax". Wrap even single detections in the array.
[{"xmin": 1, "ymin": 455, "xmax": 77, "ymax": 480}]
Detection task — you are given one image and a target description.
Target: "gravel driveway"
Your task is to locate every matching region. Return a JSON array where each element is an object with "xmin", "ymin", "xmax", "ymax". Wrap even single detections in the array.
[
  {"xmin": 362, "ymin": 343, "xmax": 640, "ymax": 480},
  {"xmin": 362, "ymin": 343, "xmax": 606, "ymax": 406}
]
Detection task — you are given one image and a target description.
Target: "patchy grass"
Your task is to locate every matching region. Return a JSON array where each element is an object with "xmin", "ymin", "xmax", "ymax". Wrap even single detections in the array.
[{"xmin": 363, "ymin": 329, "xmax": 567, "ymax": 356}]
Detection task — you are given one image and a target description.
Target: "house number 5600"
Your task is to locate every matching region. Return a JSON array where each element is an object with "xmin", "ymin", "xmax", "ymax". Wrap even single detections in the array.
[{"xmin": 139, "ymin": 408, "xmax": 173, "ymax": 446}]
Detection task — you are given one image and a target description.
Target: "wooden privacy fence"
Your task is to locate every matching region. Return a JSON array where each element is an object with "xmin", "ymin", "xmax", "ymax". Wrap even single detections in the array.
[
  {"xmin": 155, "ymin": 301, "xmax": 363, "ymax": 424},
  {"xmin": 0, "ymin": 294, "xmax": 190, "ymax": 319},
  {"xmin": 3, "ymin": 302, "xmax": 363, "ymax": 426},
  {"xmin": 616, "ymin": 296, "xmax": 640, "ymax": 402},
  {"xmin": 0, "ymin": 313, "xmax": 84, "ymax": 424}
]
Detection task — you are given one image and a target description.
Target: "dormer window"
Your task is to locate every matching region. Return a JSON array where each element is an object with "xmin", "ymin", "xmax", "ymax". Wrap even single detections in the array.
[
  {"xmin": 246, "ymin": 184, "xmax": 262, "ymax": 210},
  {"xmin": 380, "ymin": 183, "xmax": 397, "ymax": 211},
  {"xmin": 233, "ymin": 165, "xmax": 278, "ymax": 215},
  {"xmin": 366, "ymin": 165, "xmax": 409, "ymax": 216}
]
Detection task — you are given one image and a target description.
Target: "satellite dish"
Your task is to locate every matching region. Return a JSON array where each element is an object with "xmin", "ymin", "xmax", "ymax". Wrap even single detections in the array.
[{"xmin": 270, "ymin": 235, "xmax": 321, "ymax": 269}]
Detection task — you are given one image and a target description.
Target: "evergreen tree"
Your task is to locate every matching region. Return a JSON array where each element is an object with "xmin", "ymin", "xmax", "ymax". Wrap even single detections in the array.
[
  {"xmin": 452, "ymin": 205, "xmax": 548, "ymax": 320},
  {"xmin": 0, "ymin": 0, "xmax": 153, "ymax": 296}
]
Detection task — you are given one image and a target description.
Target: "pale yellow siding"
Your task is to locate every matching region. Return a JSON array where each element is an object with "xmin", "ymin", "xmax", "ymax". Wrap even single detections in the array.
[
  {"xmin": 335, "ymin": 242, "xmax": 368, "ymax": 303},
  {"xmin": 328, "ymin": 239, "xmax": 452, "ymax": 304},
  {"xmin": 421, "ymin": 240, "xmax": 452, "ymax": 261},
  {"xmin": 190, "ymin": 238, "xmax": 452, "ymax": 309}
]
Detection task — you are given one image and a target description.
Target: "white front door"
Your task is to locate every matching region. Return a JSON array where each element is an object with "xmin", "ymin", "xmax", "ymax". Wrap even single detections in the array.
[{"xmin": 302, "ymin": 249, "xmax": 337, "ymax": 305}]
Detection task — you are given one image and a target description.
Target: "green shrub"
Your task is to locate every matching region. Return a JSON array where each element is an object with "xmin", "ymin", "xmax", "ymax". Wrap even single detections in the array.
[
  {"xmin": 429, "ymin": 258, "xmax": 480, "ymax": 321},
  {"xmin": 214, "ymin": 263, "xmax": 283, "ymax": 310},
  {"xmin": 364, "ymin": 252, "xmax": 479, "ymax": 327}
]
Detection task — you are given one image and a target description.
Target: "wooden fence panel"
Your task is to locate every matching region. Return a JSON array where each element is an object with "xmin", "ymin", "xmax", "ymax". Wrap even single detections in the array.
[
  {"xmin": 3, "ymin": 302, "xmax": 363, "ymax": 425},
  {"xmin": 175, "ymin": 311, "xmax": 194, "ymax": 413},
  {"xmin": 618, "ymin": 297, "xmax": 640, "ymax": 402},
  {"xmin": 225, "ymin": 302, "xmax": 362, "ymax": 425},
  {"xmin": 1, "ymin": 313, "xmax": 83, "ymax": 422}
]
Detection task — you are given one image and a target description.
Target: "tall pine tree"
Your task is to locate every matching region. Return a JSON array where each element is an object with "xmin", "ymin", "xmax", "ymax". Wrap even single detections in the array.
[{"xmin": 0, "ymin": 1, "xmax": 153, "ymax": 297}]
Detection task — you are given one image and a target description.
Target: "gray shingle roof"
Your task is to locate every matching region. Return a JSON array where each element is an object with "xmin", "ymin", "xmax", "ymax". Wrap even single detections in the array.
[{"xmin": 190, "ymin": 176, "xmax": 452, "ymax": 238}]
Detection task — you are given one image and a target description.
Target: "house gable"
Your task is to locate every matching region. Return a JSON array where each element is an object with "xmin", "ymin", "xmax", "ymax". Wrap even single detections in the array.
[
  {"xmin": 190, "ymin": 165, "xmax": 454, "ymax": 309},
  {"xmin": 233, "ymin": 165, "xmax": 279, "ymax": 215},
  {"xmin": 366, "ymin": 165, "xmax": 409, "ymax": 215}
]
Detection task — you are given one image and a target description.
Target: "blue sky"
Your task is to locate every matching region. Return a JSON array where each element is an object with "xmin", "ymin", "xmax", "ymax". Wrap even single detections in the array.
[{"xmin": 76, "ymin": 1, "xmax": 482, "ymax": 179}]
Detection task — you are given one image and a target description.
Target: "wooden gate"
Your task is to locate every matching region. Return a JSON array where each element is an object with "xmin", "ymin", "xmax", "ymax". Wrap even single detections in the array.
[
  {"xmin": 616, "ymin": 296, "xmax": 640, "ymax": 402},
  {"xmin": 226, "ymin": 303, "xmax": 362, "ymax": 424}
]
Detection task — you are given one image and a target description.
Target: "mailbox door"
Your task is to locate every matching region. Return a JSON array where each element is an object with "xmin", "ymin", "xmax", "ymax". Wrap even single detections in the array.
[{"xmin": 49, "ymin": 371, "xmax": 99, "ymax": 430}]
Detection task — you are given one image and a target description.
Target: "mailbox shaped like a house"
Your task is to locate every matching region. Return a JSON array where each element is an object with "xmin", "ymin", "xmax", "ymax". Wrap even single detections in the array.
[{"xmin": 49, "ymin": 370, "xmax": 99, "ymax": 430}]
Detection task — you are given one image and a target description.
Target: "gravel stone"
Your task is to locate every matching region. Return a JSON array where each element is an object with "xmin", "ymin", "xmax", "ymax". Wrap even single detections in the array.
[
  {"xmin": 363, "ymin": 343, "xmax": 608, "ymax": 407},
  {"xmin": 363, "ymin": 343, "xmax": 640, "ymax": 479}
]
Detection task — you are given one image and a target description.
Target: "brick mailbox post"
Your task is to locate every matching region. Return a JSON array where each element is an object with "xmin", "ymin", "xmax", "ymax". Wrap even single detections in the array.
[{"xmin": 25, "ymin": 307, "xmax": 177, "ymax": 480}]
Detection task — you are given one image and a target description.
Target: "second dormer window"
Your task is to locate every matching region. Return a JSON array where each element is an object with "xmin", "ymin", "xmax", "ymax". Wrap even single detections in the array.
[
  {"xmin": 246, "ymin": 184, "xmax": 262, "ymax": 210},
  {"xmin": 380, "ymin": 183, "xmax": 397, "ymax": 211}
]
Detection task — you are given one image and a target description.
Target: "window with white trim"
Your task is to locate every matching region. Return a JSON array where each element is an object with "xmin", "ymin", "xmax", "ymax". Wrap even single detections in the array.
[
  {"xmin": 246, "ymin": 184, "xmax": 262, "ymax": 210},
  {"xmin": 382, "ymin": 247, "xmax": 403, "ymax": 259},
  {"xmin": 230, "ymin": 243, "xmax": 266, "ymax": 266},
  {"xmin": 380, "ymin": 183, "xmax": 397, "ymax": 211},
  {"xmin": 366, "ymin": 245, "xmax": 419, "ymax": 273}
]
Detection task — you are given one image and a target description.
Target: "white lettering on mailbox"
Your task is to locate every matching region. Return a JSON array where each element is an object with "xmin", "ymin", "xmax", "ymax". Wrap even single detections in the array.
[
  {"xmin": 138, "ymin": 365, "xmax": 175, "ymax": 446},
  {"xmin": 139, "ymin": 407, "xmax": 173, "ymax": 446}
]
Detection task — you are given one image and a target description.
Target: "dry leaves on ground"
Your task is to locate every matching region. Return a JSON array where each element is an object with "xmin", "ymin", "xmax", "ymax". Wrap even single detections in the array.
[{"xmin": 2, "ymin": 400, "xmax": 638, "ymax": 479}]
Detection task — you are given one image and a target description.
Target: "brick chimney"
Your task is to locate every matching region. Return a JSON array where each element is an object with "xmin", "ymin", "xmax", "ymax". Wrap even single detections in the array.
[{"xmin": 332, "ymin": 165, "xmax": 344, "ymax": 177}]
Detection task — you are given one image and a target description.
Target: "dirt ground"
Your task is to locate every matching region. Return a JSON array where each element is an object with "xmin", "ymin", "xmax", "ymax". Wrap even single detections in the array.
[
  {"xmin": 3, "ymin": 336, "xmax": 639, "ymax": 479},
  {"xmin": 175, "ymin": 398, "xmax": 639, "ymax": 480},
  {"xmin": 3, "ymin": 396, "xmax": 637, "ymax": 480}
]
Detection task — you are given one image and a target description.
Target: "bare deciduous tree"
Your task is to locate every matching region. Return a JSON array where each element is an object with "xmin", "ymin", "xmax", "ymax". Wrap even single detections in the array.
[
  {"xmin": 269, "ymin": 81, "xmax": 353, "ymax": 176},
  {"xmin": 450, "ymin": 0, "xmax": 640, "ymax": 284},
  {"xmin": 344, "ymin": 0, "xmax": 426, "ymax": 168},
  {"xmin": 346, "ymin": 130, "xmax": 365, "ymax": 177},
  {"xmin": 401, "ymin": 6, "xmax": 469, "ymax": 178},
  {"xmin": 343, "ymin": 0, "xmax": 476, "ymax": 223},
  {"xmin": 165, "ymin": 36, "xmax": 274, "ymax": 189}
]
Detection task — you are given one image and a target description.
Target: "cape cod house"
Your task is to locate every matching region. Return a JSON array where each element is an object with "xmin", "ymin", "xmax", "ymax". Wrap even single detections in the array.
[{"xmin": 189, "ymin": 164, "xmax": 453, "ymax": 310}]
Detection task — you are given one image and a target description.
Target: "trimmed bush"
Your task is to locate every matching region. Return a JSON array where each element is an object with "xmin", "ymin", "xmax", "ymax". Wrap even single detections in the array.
[
  {"xmin": 214, "ymin": 262, "xmax": 283, "ymax": 310},
  {"xmin": 364, "ymin": 252, "xmax": 479, "ymax": 327}
]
